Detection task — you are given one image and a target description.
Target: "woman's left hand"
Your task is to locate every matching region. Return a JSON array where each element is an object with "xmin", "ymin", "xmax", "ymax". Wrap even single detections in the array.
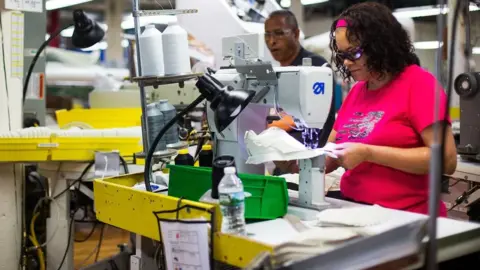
[{"xmin": 332, "ymin": 142, "xmax": 371, "ymax": 170}]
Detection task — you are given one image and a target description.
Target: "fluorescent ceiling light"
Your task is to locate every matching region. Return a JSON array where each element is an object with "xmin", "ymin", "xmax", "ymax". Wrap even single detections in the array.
[
  {"xmin": 280, "ymin": 0, "xmax": 291, "ymax": 8},
  {"xmin": 393, "ymin": 4, "xmax": 479, "ymax": 18},
  {"xmin": 61, "ymin": 23, "xmax": 108, "ymax": 37},
  {"xmin": 46, "ymin": 0, "xmax": 93, "ymax": 10},
  {"xmin": 121, "ymin": 15, "xmax": 177, "ymax": 29},
  {"xmin": 472, "ymin": 47, "xmax": 480, "ymax": 55},
  {"xmin": 301, "ymin": 0, "xmax": 328, "ymax": 6},
  {"xmin": 414, "ymin": 41, "xmax": 443, "ymax": 49}
]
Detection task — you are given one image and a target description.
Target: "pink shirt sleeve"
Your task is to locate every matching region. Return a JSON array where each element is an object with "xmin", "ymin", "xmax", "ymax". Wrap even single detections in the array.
[{"xmin": 408, "ymin": 70, "xmax": 451, "ymax": 134}]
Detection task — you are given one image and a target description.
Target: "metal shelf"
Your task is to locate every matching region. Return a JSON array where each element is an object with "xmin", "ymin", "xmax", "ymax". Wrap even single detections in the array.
[
  {"xmin": 132, "ymin": 73, "xmax": 202, "ymax": 88},
  {"xmin": 134, "ymin": 9, "xmax": 198, "ymax": 17}
]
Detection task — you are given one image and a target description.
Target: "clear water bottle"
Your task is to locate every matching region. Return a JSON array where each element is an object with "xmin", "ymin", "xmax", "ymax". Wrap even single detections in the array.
[
  {"xmin": 156, "ymin": 99, "xmax": 179, "ymax": 145},
  {"xmin": 218, "ymin": 167, "xmax": 246, "ymax": 236}
]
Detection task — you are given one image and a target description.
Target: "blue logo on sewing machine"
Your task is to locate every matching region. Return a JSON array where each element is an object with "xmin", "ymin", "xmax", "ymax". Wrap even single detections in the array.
[{"xmin": 312, "ymin": 82, "xmax": 325, "ymax": 95}]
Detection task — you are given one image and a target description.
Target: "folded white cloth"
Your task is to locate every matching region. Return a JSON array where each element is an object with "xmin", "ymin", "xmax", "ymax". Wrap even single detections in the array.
[
  {"xmin": 316, "ymin": 205, "xmax": 392, "ymax": 227},
  {"xmin": 244, "ymin": 127, "xmax": 337, "ymax": 164}
]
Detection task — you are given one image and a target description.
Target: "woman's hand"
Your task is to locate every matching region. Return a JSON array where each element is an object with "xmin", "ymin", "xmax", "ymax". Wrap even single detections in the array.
[{"xmin": 332, "ymin": 142, "xmax": 371, "ymax": 170}]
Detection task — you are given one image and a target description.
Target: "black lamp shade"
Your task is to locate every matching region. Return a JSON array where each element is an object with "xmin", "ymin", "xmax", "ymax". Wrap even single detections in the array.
[
  {"xmin": 71, "ymin": 10, "xmax": 105, "ymax": 48},
  {"xmin": 212, "ymin": 89, "xmax": 255, "ymax": 132},
  {"xmin": 196, "ymin": 74, "xmax": 256, "ymax": 132}
]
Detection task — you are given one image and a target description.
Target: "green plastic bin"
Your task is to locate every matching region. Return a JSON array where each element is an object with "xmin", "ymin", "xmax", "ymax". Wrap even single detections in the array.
[{"xmin": 167, "ymin": 165, "xmax": 288, "ymax": 220}]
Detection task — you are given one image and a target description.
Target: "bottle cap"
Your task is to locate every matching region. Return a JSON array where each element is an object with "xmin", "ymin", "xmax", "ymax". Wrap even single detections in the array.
[
  {"xmin": 202, "ymin": 144, "xmax": 212, "ymax": 151},
  {"xmin": 178, "ymin": 148, "xmax": 189, "ymax": 155},
  {"xmin": 224, "ymin": 166, "xmax": 236, "ymax": 174}
]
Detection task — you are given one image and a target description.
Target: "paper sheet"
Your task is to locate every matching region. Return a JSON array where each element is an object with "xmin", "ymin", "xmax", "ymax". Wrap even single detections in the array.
[
  {"xmin": 10, "ymin": 11, "xmax": 23, "ymax": 78},
  {"xmin": 5, "ymin": 0, "xmax": 43, "ymax": 13},
  {"xmin": 160, "ymin": 221, "xmax": 210, "ymax": 270}
]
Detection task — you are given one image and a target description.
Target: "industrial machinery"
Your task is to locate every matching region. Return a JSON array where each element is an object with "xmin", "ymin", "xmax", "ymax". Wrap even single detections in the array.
[
  {"xmin": 455, "ymin": 71, "xmax": 480, "ymax": 161},
  {"xmin": 202, "ymin": 34, "xmax": 335, "ymax": 217}
]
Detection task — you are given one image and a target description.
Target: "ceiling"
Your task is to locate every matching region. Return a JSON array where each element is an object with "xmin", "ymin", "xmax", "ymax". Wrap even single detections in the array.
[{"xmin": 53, "ymin": 0, "xmax": 461, "ymax": 32}]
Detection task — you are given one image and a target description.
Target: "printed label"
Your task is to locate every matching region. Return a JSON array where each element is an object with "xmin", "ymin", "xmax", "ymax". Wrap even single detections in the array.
[{"xmin": 219, "ymin": 191, "xmax": 245, "ymax": 207}]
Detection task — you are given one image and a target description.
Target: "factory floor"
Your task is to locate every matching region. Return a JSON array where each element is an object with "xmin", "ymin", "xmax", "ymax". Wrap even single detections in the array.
[{"xmin": 74, "ymin": 223, "xmax": 130, "ymax": 269}]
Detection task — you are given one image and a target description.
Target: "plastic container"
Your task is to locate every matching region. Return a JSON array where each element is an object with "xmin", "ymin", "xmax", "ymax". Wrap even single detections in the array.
[
  {"xmin": 162, "ymin": 21, "xmax": 191, "ymax": 75},
  {"xmin": 168, "ymin": 165, "xmax": 288, "ymax": 220},
  {"xmin": 139, "ymin": 24, "xmax": 165, "ymax": 76},
  {"xmin": 174, "ymin": 149, "xmax": 194, "ymax": 166},
  {"xmin": 156, "ymin": 100, "xmax": 178, "ymax": 145},
  {"xmin": 144, "ymin": 103, "xmax": 166, "ymax": 151},
  {"xmin": 198, "ymin": 144, "xmax": 213, "ymax": 167},
  {"xmin": 219, "ymin": 167, "xmax": 246, "ymax": 236}
]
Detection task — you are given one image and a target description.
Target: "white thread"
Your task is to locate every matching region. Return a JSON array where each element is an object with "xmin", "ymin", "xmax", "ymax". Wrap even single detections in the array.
[
  {"xmin": 162, "ymin": 20, "xmax": 191, "ymax": 75},
  {"xmin": 139, "ymin": 25, "xmax": 165, "ymax": 76}
]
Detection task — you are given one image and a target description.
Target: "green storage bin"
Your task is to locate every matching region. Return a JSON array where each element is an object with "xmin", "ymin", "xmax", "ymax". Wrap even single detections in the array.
[{"xmin": 167, "ymin": 165, "xmax": 288, "ymax": 220}]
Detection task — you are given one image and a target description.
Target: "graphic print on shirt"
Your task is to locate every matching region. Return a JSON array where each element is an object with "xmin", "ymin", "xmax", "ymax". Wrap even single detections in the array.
[{"xmin": 337, "ymin": 111, "xmax": 385, "ymax": 141}]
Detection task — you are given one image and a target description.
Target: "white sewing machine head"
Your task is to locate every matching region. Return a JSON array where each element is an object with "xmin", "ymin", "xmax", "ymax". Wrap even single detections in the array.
[
  {"xmin": 209, "ymin": 64, "xmax": 334, "ymax": 132},
  {"xmin": 203, "ymin": 60, "xmax": 334, "ymax": 176}
]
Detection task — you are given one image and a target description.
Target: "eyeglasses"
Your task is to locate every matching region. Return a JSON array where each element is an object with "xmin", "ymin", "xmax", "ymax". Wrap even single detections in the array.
[
  {"xmin": 264, "ymin": 29, "xmax": 293, "ymax": 40},
  {"xmin": 335, "ymin": 47, "xmax": 363, "ymax": 62}
]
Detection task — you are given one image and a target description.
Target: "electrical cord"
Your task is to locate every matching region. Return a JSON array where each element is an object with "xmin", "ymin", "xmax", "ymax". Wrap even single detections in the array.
[
  {"xmin": 55, "ymin": 208, "xmax": 77, "ymax": 270},
  {"xmin": 23, "ymin": 24, "xmax": 72, "ymax": 103},
  {"xmin": 144, "ymin": 95, "xmax": 206, "ymax": 191},
  {"xmin": 53, "ymin": 161, "xmax": 94, "ymax": 200},
  {"xmin": 120, "ymin": 156, "xmax": 129, "ymax": 174},
  {"xmin": 94, "ymin": 224, "xmax": 106, "ymax": 262},
  {"xmin": 74, "ymin": 221, "xmax": 98, "ymax": 243}
]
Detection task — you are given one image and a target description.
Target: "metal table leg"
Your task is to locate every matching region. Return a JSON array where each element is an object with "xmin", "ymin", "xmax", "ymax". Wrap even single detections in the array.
[{"xmin": 47, "ymin": 176, "xmax": 73, "ymax": 270}]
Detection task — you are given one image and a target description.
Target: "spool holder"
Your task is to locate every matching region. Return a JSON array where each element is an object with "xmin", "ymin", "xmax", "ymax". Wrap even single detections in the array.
[
  {"xmin": 132, "ymin": 73, "xmax": 203, "ymax": 88},
  {"xmin": 130, "ymin": 4, "xmax": 198, "ymax": 154}
]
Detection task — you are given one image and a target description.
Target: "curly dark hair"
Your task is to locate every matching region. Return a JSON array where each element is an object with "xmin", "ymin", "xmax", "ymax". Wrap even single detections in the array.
[{"xmin": 329, "ymin": 2, "xmax": 417, "ymax": 81}]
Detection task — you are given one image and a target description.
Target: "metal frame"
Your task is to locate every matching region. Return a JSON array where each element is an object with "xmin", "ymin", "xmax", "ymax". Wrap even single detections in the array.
[
  {"xmin": 130, "ymin": 5, "xmax": 198, "ymax": 152},
  {"xmin": 129, "ymin": 5, "xmax": 199, "ymax": 268}
]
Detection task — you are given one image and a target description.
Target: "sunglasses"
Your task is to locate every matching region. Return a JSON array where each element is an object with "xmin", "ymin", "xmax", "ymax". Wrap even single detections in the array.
[{"xmin": 336, "ymin": 47, "xmax": 363, "ymax": 62}]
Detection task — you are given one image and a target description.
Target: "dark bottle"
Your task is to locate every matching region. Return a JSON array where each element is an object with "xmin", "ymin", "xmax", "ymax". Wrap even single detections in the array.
[
  {"xmin": 174, "ymin": 148, "xmax": 194, "ymax": 166},
  {"xmin": 198, "ymin": 144, "xmax": 213, "ymax": 167},
  {"xmin": 211, "ymin": 156, "xmax": 236, "ymax": 199}
]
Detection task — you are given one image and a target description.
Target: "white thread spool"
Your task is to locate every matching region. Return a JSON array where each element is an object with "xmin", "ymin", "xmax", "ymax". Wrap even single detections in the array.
[
  {"xmin": 162, "ymin": 21, "xmax": 191, "ymax": 75},
  {"xmin": 139, "ymin": 25, "xmax": 165, "ymax": 76}
]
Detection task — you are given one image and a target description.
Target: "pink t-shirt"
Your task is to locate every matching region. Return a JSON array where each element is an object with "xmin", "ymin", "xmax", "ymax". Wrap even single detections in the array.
[{"xmin": 334, "ymin": 65, "xmax": 449, "ymax": 217}]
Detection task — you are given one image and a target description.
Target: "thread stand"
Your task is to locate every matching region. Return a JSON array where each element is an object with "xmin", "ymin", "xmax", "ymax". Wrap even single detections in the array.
[{"xmin": 132, "ymin": 73, "xmax": 203, "ymax": 88}]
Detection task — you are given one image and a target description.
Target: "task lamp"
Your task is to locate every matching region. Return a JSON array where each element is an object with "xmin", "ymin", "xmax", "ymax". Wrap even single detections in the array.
[
  {"xmin": 143, "ymin": 73, "xmax": 255, "ymax": 191},
  {"xmin": 23, "ymin": 10, "xmax": 105, "ymax": 103}
]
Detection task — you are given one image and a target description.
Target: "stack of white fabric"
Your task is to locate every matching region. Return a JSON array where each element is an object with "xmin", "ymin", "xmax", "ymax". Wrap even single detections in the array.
[
  {"xmin": 267, "ymin": 205, "xmax": 392, "ymax": 267},
  {"xmin": 244, "ymin": 127, "xmax": 337, "ymax": 164},
  {"xmin": 0, "ymin": 126, "xmax": 142, "ymax": 138}
]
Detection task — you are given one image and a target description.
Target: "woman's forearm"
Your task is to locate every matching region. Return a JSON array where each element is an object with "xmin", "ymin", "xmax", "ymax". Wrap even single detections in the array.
[{"xmin": 366, "ymin": 145, "xmax": 431, "ymax": 175}]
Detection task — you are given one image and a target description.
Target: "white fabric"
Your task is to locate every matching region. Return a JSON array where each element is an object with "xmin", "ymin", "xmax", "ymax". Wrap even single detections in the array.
[
  {"xmin": 244, "ymin": 127, "xmax": 338, "ymax": 164},
  {"xmin": 316, "ymin": 205, "xmax": 392, "ymax": 227}
]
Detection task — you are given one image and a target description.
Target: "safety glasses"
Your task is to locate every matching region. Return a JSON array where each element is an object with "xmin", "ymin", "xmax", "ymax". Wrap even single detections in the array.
[
  {"xmin": 335, "ymin": 47, "xmax": 363, "ymax": 62},
  {"xmin": 264, "ymin": 29, "xmax": 293, "ymax": 40}
]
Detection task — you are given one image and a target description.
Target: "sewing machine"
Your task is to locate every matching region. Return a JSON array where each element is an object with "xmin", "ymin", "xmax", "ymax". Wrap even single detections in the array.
[{"xmin": 207, "ymin": 59, "xmax": 334, "ymax": 218}]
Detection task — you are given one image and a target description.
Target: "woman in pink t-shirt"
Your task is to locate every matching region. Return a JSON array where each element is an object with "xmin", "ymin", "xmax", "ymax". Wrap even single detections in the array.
[{"xmin": 325, "ymin": 2, "xmax": 457, "ymax": 217}]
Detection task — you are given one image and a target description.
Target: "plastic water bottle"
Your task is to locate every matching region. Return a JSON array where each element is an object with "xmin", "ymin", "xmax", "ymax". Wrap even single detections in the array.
[
  {"xmin": 156, "ymin": 100, "xmax": 179, "ymax": 145},
  {"xmin": 218, "ymin": 167, "xmax": 246, "ymax": 236}
]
